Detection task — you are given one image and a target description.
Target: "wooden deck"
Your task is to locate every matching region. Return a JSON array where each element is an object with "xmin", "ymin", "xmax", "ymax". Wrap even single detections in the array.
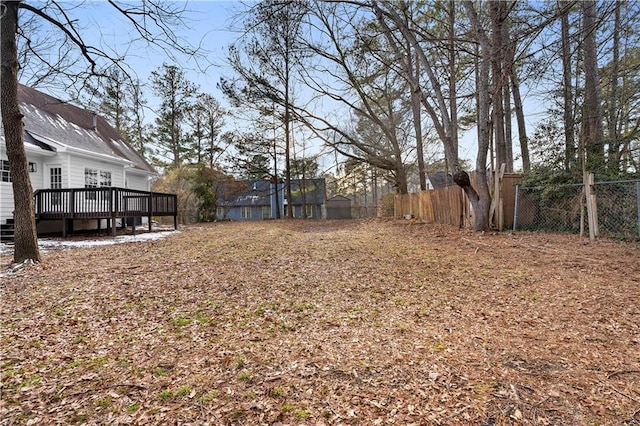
[{"xmin": 34, "ymin": 187, "xmax": 178, "ymax": 237}]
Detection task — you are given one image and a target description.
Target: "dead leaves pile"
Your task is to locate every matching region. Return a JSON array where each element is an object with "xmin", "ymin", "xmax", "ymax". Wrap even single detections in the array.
[{"xmin": 1, "ymin": 220, "xmax": 639, "ymax": 425}]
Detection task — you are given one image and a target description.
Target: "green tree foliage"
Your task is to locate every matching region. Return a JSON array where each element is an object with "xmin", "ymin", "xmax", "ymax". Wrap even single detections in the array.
[
  {"xmin": 150, "ymin": 63, "xmax": 198, "ymax": 169},
  {"xmin": 88, "ymin": 68, "xmax": 151, "ymax": 158},
  {"xmin": 187, "ymin": 93, "xmax": 227, "ymax": 168}
]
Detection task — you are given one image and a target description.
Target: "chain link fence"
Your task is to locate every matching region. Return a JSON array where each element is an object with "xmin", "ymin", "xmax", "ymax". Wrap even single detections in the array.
[{"xmin": 514, "ymin": 179, "xmax": 640, "ymax": 240}]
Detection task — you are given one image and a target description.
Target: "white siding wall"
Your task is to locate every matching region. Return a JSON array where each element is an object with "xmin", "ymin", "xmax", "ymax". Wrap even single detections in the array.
[
  {"xmin": 126, "ymin": 172, "xmax": 150, "ymax": 191},
  {"xmin": 68, "ymin": 156, "xmax": 125, "ymax": 188},
  {"xmin": 0, "ymin": 182, "xmax": 13, "ymax": 225},
  {"xmin": 1, "ymin": 151, "xmax": 48, "ymax": 224}
]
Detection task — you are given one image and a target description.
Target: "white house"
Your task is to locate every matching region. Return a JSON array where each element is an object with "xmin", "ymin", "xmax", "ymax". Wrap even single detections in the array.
[{"xmin": 0, "ymin": 84, "xmax": 172, "ymax": 238}]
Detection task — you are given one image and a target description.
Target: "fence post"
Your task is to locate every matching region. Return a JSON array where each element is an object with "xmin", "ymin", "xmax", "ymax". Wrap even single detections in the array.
[{"xmin": 513, "ymin": 185, "xmax": 520, "ymax": 231}]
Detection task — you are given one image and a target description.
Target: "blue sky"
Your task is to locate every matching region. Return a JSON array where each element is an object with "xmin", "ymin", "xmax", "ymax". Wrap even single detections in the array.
[
  {"xmin": 79, "ymin": 1, "xmax": 245, "ymax": 94},
  {"xmin": 19, "ymin": 1, "xmax": 545, "ymax": 173}
]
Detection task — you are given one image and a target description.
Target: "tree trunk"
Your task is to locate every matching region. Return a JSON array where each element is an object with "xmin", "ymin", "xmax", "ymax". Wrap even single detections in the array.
[
  {"xmin": 607, "ymin": 1, "xmax": 621, "ymax": 172},
  {"xmin": 284, "ymin": 23, "xmax": 293, "ymax": 219},
  {"xmin": 395, "ymin": 165, "xmax": 408, "ymax": 195},
  {"xmin": 502, "ymin": 10, "xmax": 514, "ymax": 173},
  {"xmin": 560, "ymin": 0, "xmax": 576, "ymax": 171},
  {"xmin": 490, "ymin": 1, "xmax": 506, "ymax": 170},
  {"xmin": 1, "ymin": 1, "xmax": 41, "ymax": 263},
  {"xmin": 409, "ymin": 44, "xmax": 427, "ymax": 191},
  {"xmin": 464, "ymin": 1, "xmax": 492, "ymax": 231},
  {"xmin": 581, "ymin": 0, "xmax": 604, "ymax": 171},
  {"xmin": 510, "ymin": 71, "xmax": 530, "ymax": 172}
]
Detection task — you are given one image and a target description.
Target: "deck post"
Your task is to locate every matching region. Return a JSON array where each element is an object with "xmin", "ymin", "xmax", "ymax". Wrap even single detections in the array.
[
  {"xmin": 148, "ymin": 194, "xmax": 153, "ymax": 231},
  {"xmin": 111, "ymin": 188, "xmax": 117, "ymax": 237},
  {"xmin": 69, "ymin": 189, "xmax": 75, "ymax": 220}
]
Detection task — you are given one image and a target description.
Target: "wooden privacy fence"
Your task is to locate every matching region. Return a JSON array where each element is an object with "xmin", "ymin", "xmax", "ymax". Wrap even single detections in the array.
[
  {"xmin": 394, "ymin": 185, "xmax": 471, "ymax": 228},
  {"xmin": 394, "ymin": 172, "xmax": 522, "ymax": 229}
]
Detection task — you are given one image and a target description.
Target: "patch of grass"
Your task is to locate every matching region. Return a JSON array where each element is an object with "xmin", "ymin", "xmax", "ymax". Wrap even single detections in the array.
[
  {"xmin": 126, "ymin": 403, "xmax": 140, "ymax": 413},
  {"xmin": 270, "ymin": 387, "xmax": 285, "ymax": 397},
  {"xmin": 295, "ymin": 409, "xmax": 311, "ymax": 419},
  {"xmin": 173, "ymin": 316, "xmax": 192, "ymax": 327},
  {"xmin": 281, "ymin": 404, "xmax": 294, "ymax": 413},
  {"xmin": 194, "ymin": 311, "xmax": 211, "ymax": 324},
  {"xmin": 88, "ymin": 355, "xmax": 109, "ymax": 370},
  {"xmin": 238, "ymin": 371, "xmax": 251, "ymax": 382},
  {"xmin": 394, "ymin": 322, "xmax": 410, "ymax": 333},
  {"xmin": 159, "ymin": 389, "xmax": 174, "ymax": 400},
  {"xmin": 201, "ymin": 390, "xmax": 218, "ymax": 403},
  {"xmin": 20, "ymin": 373, "xmax": 41, "ymax": 387},
  {"xmin": 153, "ymin": 367, "xmax": 168, "ymax": 376},
  {"xmin": 176, "ymin": 385, "xmax": 191, "ymax": 398},
  {"xmin": 73, "ymin": 336, "xmax": 87, "ymax": 344},
  {"xmin": 95, "ymin": 397, "xmax": 112, "ymax": 408}
]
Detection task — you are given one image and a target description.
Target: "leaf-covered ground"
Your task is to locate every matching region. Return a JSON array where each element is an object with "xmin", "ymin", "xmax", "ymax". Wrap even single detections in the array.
[{"xmin": 1, "ymin": 219, "xmax": 639, "ymax": 425}]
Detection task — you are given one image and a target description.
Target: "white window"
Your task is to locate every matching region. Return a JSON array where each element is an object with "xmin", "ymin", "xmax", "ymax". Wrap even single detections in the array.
[
  {"xmin": 1, "ymin": 161, "xmax": 38, "ymax": 182},
  {"xmin": 216, "ymin": 207, "xmax": 223, "ymax": 219},
  {"xmin": 100, "ymin": 170, "xmax": 112, "ymax": 187},
  {"xmin": 306, "ymin": 205, "xmax": 314, "ymax": 218},
  {"xmin": 50, "ymin": 167, "xmax": 62, "ymax": 189},
  {"xmin": 85, "ymin": 168, "xmax": 111, "ymax": 199},
  {"xmin": 85, "ymin": 168, "xmax": 98, "ymax": 188},
  {"xmin": 262, "ymin": 205, "xmax": 270, "ymax": 219},
  {"xmin": 241, "ymin": 206, "xmax": 251, "ymax": 219},
  {"xmin": 1, "ymin": 160, "xmax": 11, "ymax": 182},
  {"xmin": 50, "ymin": 167, "xmax": 62, "ymax": 205}
]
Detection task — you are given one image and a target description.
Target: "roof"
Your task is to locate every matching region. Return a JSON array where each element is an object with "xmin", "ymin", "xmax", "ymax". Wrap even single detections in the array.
[
  {"xmin": 2, "ymin": 84, "xmax": 155, "ymax": 174},
  {"xmin": 231, "ymin": 180, "xmax": 273, "ymax": 206},
  {"xmin": 224, "ymin": 179, "xmax": 326, "ymax": 207},
  {"xmin": 288, "ymin": 178, "xmax": 326, "ymax": 205}
]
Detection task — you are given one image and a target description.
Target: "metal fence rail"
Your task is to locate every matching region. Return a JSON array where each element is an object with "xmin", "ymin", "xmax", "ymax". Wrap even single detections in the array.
[{"xmin": 514, "ymin": 179, "xmax": 640, "ymax": 239}]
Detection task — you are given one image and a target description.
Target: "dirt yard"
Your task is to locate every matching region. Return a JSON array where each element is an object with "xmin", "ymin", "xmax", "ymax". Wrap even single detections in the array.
[{"xmin": 1, "ymin": 219, "xmax": 639, "ymax": 425}]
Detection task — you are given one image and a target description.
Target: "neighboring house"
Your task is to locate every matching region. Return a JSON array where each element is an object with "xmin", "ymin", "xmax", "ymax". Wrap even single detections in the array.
[
  {"xmin": 286, "ymin": 178, "xmax": 326, "ymax": 219},
  {"xmin": 218, "ymin": 178, "xmax": 327, "ymax": 221},
  {"xmin": 218, "ymin": 180, "xmax": 280, "ymax": 221},
  {"xmin": 0, "ymin": 84, "xmax": 176, "ymax": 239},
  {"xmin": 326, "ymin": 195, "xmax": 352, "ymax": 219},
  {"xmin": 427, "ymin": 171, "xmax": 455, "ymax": 189}
]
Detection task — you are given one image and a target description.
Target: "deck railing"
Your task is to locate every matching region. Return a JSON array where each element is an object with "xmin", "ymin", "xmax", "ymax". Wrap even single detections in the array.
[{"xmin": 34, "ymin": 187, "xmax": 177, "ymax": 236}]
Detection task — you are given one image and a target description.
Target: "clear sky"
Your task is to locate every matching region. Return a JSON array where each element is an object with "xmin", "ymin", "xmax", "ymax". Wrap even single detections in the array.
[{"xmin": 75, "ymin": 1, "xmax": 246, "ymax": 95}]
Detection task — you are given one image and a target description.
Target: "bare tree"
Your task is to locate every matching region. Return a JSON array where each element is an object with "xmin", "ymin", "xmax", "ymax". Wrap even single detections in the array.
[
  {"xmin": 461, "ymin": 1, "xmax": 492, "ymax": 231},
  {"xmin": 1, "ymin": 1, "xmax": 39, "ymax": 263}
]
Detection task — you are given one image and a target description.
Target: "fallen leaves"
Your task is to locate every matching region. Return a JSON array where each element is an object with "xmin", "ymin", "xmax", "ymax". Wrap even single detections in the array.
[{"xmin": 1, "ymin": 220, "xmax": 639, "ymax": 424}]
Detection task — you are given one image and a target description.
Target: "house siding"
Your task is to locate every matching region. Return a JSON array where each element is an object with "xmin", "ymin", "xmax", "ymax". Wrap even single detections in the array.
[
  {"xmin": 0, "ymin": 182, "xmax": 13, "ymax": 224},
  {"xmin": 126, "ymin": 173, "xmax": 150, "ymax": 191},
  {"xmin": 1, "ymin": 150, "xmax": 50, "ymax": 224},
  {"xmin": 68, "ymin": 156, "xmax": 124, "ymax": 188}
]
